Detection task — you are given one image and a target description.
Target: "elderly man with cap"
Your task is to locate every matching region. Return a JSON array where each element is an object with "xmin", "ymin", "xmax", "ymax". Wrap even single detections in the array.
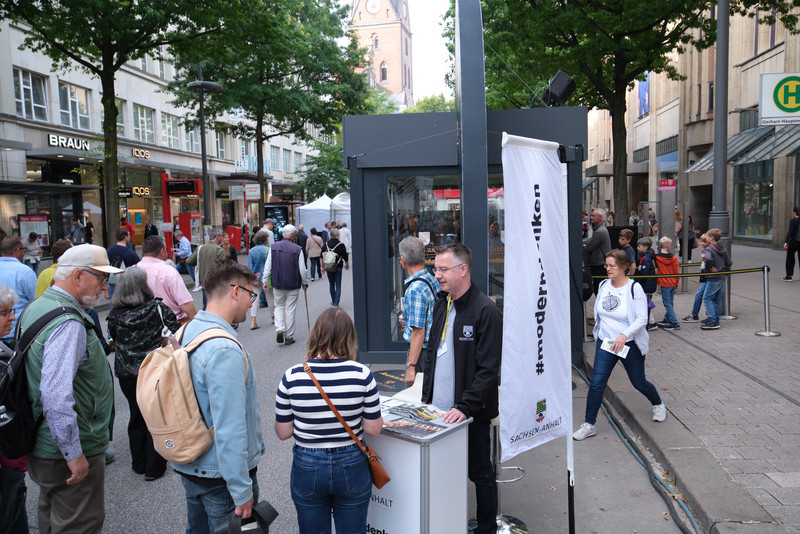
[
  {"xmin": 20, "ymin": 244, "xmax": 122, "ymax": 533},
  {"xmin": 264, "ymin": 224, "xmax": 307, "ymax": 345}
]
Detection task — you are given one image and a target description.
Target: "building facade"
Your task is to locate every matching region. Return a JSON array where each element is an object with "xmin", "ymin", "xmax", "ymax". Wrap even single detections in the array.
[
  {"xmin": 0, "ymin": 20, "xmax": 320, "ymax": 248},
  {"xmin": 584, "ymin": 10, "xmax": 800, "ymax": 248},
  {"xmin": 350, "ymin": 0, "xmax": 414, "ymax": 106}
]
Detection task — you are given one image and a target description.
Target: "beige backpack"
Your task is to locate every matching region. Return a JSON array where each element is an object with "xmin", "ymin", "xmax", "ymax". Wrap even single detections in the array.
[{"xmin": 136, "ymin": 325, "xmax": 247, "ymax": 464}]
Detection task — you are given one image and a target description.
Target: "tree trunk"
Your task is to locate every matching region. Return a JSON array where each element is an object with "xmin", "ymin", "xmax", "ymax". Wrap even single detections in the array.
[
  {"xmin": 100, "ymin": 64, "xmax": 120, "ymax": 248},
  {"xmin": 255, "ymin": 112, "xmax": 266, "ymax": 224},
  {"xmin": 611, "ymin": 87, "xmax": 629, "ymax": 222}
]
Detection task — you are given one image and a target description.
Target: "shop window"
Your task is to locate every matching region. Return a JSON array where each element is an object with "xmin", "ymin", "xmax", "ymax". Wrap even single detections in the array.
[
  {"xmin": 185, "ymin": 126, "xmax": 201, "ymax": 153},
  {"xmin": 59, "ymin": 82, "xmax": 90, "ymax": 130},
  {"xmin": 133, "ymin": 104, "xmax": 155, "ymax": 143},
  {"xmin": 216, "ymin": 132, "xmax": 226, "ymax": 159},
  {"xmin": 283, "ymin": 149, "xmax": 292, "ymax": 172},
  {"xmin": 271, "ymin": 146, "xmax": 280, "ymax": 170},
  {"xmin": 733, "ymin": 160, "xmax": 774, "ymax": 240},
  {"xmin": 387, "ymin": 174, "xmax": 461, "ymax": 342},
  {"xmin": 14, "ymin": 68, "xmax": 48, "ymax": 122},
  {"xmin": 161, "ymin": 113, "xmax": 180, "ymax": 149}
]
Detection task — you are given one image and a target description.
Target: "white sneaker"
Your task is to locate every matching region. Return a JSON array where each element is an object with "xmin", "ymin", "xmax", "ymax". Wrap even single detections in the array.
[
  {"xmin": 572, "ymin": 423, "xmax": 596, "ymax": 441},
  {"xmin": 192, "ymin": 286, "xmax": 202, "ymax": 292},
  {"xmin": 653, "ymin": 404, "xmax": 667, "ymax": 422}
]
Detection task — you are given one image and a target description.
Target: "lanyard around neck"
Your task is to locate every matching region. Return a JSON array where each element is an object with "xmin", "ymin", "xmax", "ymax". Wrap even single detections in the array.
[{"xmin": 441, "ymin": 294, "xmax": 452, "ymax": 343}]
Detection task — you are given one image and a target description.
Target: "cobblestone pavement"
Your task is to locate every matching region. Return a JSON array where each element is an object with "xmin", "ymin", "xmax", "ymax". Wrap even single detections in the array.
[{"xmin": 586, "ymin": 242, "xmax": 800, "ymax": 532}]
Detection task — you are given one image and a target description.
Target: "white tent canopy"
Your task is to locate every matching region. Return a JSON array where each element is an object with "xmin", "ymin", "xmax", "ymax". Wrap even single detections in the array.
[
  {"xmin": 331, "ymin": 192, "xmax": 351, "ymax": 228},
  {"xmin": 296, "ymin": 194, "xmax": 332, "ymax": 233}
]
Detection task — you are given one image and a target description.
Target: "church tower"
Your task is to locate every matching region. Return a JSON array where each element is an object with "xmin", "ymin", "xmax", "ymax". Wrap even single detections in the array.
[{"xmin": 350, "ymin": 0, "xmax": 414, "ymax": 106}]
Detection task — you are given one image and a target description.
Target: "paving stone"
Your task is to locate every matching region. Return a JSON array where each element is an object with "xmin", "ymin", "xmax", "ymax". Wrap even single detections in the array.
[{"xmin": 765, "ymin": 472, "xmax": 800, "ymax": 488}]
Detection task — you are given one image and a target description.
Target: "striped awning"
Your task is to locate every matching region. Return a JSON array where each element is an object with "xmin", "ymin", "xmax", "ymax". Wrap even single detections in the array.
[
  {"xmin": 684, "ymin": 126, "xmax": 774, "ymax": 172},
  {"xmin": 732, "ymin": 125, "xmax": 800, "ymax": 165}
]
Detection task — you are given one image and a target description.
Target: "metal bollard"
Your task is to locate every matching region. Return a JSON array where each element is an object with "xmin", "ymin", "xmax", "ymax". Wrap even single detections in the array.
[
  {"xmin": 720, "ymin": 274, "xmax": 737, "ymax": 320},
  {"xmin": 756, "ymin": 265, "xmax": 781, "ymax": 337}
]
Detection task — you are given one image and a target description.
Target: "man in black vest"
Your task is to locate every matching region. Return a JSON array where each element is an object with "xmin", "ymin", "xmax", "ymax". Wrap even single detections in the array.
[{"xmin": 264, "ymin": 225, "xmax": 307, "ymax": 345}]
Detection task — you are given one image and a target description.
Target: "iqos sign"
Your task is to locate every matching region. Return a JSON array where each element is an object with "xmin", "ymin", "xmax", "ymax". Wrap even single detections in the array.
[{"xmin": 132, "ymin": 148, "xmax": 151, "ymax": 159}]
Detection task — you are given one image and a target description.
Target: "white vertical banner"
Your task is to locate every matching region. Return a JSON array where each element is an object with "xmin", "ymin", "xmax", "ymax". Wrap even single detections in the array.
[{"xmin": 500, "ymin": 133, "xmax": 572, "ymax": 462}]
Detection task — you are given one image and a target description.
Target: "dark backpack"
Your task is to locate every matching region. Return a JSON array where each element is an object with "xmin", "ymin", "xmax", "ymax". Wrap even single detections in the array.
[
  {"xmin": 0, "ymin": 305, "xmax": 85, "ymax": 459},
  {"xmin": 636, "ymin": 250, "xmax": 658, "ymax": 294}
]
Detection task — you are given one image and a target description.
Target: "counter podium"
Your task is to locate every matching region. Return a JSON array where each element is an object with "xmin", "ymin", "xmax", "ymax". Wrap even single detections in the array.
[{"xmin": 365, "ymin": 397, "xmax": 472, "ymax": 534}]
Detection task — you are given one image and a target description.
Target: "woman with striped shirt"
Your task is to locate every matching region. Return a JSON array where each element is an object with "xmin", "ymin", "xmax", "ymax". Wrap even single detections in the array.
[{"xmin": 275, "ymin": 307, "xmax": 383, "ymax": 533}]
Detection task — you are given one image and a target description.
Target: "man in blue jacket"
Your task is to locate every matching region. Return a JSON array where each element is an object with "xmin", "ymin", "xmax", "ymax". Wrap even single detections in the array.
[
  {"xmin": 173, "ymin": 261, "xmax": 264, "ymax": 532},
  {"xmin": 422, "ymin": 243, "xmax": 501, "ymax": 534}
]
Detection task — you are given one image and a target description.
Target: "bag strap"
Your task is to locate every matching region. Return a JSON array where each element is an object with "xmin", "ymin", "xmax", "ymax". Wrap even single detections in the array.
[
  {"xmin": 16, "ymin": 305, "xmax": 88, "ymax": 356},
  {"xmin": 178, "ymin": 327, "xmax": 249, "ymax": 382},
  {"xmin": 405, "ymin": 276, "xmax": 436, "ymax": 299},
  {"xmin": 302, "ymin": 361, "xmax": 369, "ymax": 457}
]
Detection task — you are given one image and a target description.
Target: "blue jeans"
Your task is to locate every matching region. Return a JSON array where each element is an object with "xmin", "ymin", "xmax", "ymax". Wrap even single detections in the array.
[
  {"xmin": 291, "ymin": 443, "xmax": 371, "ymax": 534},
  {"xmin": 660, "ymin": 286, "xmax": 677, "ymax": 323},
  {"xmin": 177, "ymin": 261, "xmax": 196, "ymax": 281},
  {"xmin": 23, "ymin": 259, "xmax": 38, "ymax": 274},
  {"xmin": 468, "ymin": 420, "xmax": 497, "ymax": 534},
  {"xmin": 180, "ymin": 472, "xmax": 259, "ymax": 534},
  {"xmin": 691, "ymin": 281, "xmax": 707, "ymax": 317},
  {"xmin": 702, "ymin": 278, "xmax": 725, "ymax": 323},
  {"xmin": 310, "ymin": 257, "xmax": 322, "ymax": 280},
  {"xmin": 585, "ymin": 340, "xmax": 662, "ymax": 426},
  {"xmin": 326, "ymin": 269, "xmax": 343, "ymax": 306}
]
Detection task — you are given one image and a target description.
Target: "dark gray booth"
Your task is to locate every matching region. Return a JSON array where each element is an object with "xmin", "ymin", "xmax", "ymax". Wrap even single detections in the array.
[{"xmin": 343, "ymin": 106, "xmax": 588, "ymax": 365}]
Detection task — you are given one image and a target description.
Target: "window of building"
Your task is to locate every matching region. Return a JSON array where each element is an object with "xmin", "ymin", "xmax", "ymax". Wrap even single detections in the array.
[
  {"xmin": 294, "ymin": 152, "xmax": 302, "ymax": 172},
  {"xmin": 372, "ymin": 34, "xmax": 379, "ymax": 50},
  {"xmin": 216, "ymin": 132, "xmax": 226, "ymax": 159},
  {"xmin": 380, "ymin": 63, "xmax": 388, "ymax": 83},
  {"xmin": 240, "ymin": 139, "xmax": 251, "ymax": 158},
  {"xmin": 98, "ymin": 97, "xmax": 125, "ymax": 137},
  {"xmin": 283, "ymin": 148, "xmax": 292, "ymax": 172},
  {"xmin": 734, "ymin": 160, "xmax": 773, "ymax": 240},
  {"xmin": 696, "ymin": 84, "xmax": 702, "ymax": 115},
  {"xmin": 14, "ymin": 68, "xmax": 48, "ymax": 122},
  {"xmin": 161, "ymin": 113, "xmax": 180, "ymax": 148},
  {"xmin": 132, "ymin": 104, "xmax": 155, "ymax": 143},
  {"xmin": 59, "ymin": 82, "xmax": 90, "ymax": 130},
  {"xmin": 708, "ymin": 82, "xmax": 714, "ymax": 112},
  {"xmin": 139, "ymin": 55, "xmax": 148, "ymax": 72},
  {"xmin": 185, "ymin": 126, "xmax": 201, "ymax": 153},
  {"xmin": 271, "ymin": 146, "xmax": 280, "ymax": 170}
]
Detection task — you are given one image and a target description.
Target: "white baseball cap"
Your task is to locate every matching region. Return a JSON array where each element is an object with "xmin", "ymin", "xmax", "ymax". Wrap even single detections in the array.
[{"xmin": 58, "ymin": 244, "xmax": 124, "ymax": 274}]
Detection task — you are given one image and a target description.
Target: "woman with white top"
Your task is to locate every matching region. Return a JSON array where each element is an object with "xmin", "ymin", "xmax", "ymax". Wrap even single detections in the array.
[{"xmin": 573, "ymin": 249, "xmax": 666, "ymax": 441}]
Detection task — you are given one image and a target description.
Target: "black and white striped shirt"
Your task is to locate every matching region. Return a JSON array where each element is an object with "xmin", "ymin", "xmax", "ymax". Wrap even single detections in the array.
[{"xmin": 275, "ymin": 359, "xmax": 381, "ymax": 448}]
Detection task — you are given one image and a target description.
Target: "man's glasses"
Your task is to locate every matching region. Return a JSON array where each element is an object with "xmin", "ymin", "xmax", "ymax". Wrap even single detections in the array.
[
  {"xmin": 433, "ymin": 263, "xmax": 465, "ymax": 275},
  {"xmin": 231, "ymin": 284, "xmax": 258, "ymax": 304},
  {"xmin": 81, "ymin": 269, "xmax": 110, "ymax": 284}
]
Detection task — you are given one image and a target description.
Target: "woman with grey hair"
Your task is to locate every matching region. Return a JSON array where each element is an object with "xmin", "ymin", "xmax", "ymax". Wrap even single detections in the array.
[
  {"xmin": 107, "ymin": 267, "xmax": 180, "ymax": 481},
  {"xmin": 323, "ymin": 228, "xmax": 349, "ymax": 307}
]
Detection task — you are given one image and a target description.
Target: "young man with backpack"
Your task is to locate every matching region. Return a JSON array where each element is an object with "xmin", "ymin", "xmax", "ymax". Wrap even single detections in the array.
[
  {"xmin": 322, "ymin": 228, "xmax": 348, "ymax": 308},
  {"xmin": 106, "ymin": 228, "xmax": 140, "ymax": 300},
  {"xmin": 398, "ymin": 236, "xmax": 441, "ymax": 386},
  {"xmin": 636, "ymin": 237, "xmax": 658, "ymax": 330},
  {"xmin": 171, "ymin": 261, "xmax": 264, "ymax": 531},
  {"xmin": 699, "ymin": 228, "xmax": 732, "ymax": 330},
  {"xmin": 20, "ymin": 244, "xmax": 122, "ymax": 533}
]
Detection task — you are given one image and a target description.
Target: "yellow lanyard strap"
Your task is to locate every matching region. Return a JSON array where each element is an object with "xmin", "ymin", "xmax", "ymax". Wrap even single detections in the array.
[{"xmin": 441, "ymin": 294, "xmax": 452, "ymax": 344}]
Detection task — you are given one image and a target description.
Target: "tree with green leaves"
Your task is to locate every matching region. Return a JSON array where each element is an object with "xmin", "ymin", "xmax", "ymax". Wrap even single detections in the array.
[
  {"xmin": 402, "ymin": 94, "xmax": 456, "ymax": 114},
  {"xmin": 448, "ymin": 0, "xmax": 800, "ymax": 218},
  {"xmin": 167, "ymin": 0, "xmax": 374, "ymax": 222},
  {"xmin": 0, "ymin": 0, "xmax": 229, "ymax": 244},
  {"xmin": 294, "ymin": 140, "xmax": 350, "ymax": 200}
]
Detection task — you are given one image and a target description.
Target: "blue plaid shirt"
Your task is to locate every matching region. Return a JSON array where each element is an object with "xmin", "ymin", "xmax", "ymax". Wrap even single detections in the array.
[{"xmin": 402, "ymin": 270, "xmax": 441, "ymax": 347}]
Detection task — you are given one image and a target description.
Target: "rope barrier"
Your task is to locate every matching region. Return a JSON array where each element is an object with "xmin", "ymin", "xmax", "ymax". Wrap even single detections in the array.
[{"xmin": 589, "ymin": 266, "xmax": 767, "ymax": 279}]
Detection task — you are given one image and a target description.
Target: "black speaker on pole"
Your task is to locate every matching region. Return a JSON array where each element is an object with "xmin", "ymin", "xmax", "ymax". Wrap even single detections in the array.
[{"xmin": 543, "ymin": 70, "xmax": 576, "ymax": 107}]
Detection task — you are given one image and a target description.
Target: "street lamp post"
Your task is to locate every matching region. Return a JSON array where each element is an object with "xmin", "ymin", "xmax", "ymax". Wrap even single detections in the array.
[{"xmin": 187, "ymin": 64, "xmax": 223, "ymax": 227}]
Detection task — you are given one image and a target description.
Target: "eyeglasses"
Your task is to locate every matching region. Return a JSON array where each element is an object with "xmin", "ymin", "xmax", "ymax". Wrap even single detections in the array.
[
  {"xmin": 81, "ymin": 269, "xmax": 110, "ymax": 284},
  {"xmin": 0, "ymin": 308, "xmax": 14, "ymax": 318},
  {"xmin": 231, "ymin": 284, "xmax": 258, "ymax": 304},
  {"xmin": 603, "ymin": 264, "xmax": 618, "ymax": 269},
  {"xmin": 433, "ymin": 263, "xmax": 465, "ymax": 275}
]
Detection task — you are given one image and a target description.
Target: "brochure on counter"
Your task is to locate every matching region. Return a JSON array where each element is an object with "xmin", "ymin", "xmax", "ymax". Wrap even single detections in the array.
[{"xmin": 379, "ymin": 397, "xmax": 464, "ymax": 439}]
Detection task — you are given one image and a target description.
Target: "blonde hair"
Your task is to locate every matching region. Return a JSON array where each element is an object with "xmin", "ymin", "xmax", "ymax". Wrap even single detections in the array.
[
  {"xmin": 306, "ymin": 308, "xmax": 358, "ymax": 361},
  {"xmin": 658, "ymin": 236, "xmax": 672, "ymax": 250}
]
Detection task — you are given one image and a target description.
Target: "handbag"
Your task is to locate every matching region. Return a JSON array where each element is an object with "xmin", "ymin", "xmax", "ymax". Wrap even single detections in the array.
[
  {"xmin": 214, "ymin": 501, "xmax": 279, "ymax": 534},
  {"xmin": 302, "ymin": 362, "xmax": 390, "ymax": 489}
]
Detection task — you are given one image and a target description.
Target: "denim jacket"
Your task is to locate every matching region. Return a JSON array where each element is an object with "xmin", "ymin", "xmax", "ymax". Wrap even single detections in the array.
[{"xmin": 171, "ymin": 312, "xmax": 265, "ymax": 505}]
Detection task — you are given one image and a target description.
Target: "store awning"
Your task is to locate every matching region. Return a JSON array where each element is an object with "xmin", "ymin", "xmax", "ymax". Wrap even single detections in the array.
[
  {"xmin": 582, "ymin": 176, "xmax": 599, "ymax": 189},
  {"xmin": 0, "ymin": 181, "xmax": 101, "ymax": 196},
  {"xmin": 684, "ymin": 126, "xmax": 774, "ymax": 173},
  {"xmin": 731, "ymin": 125, "xmax": 800, "ymax": 165}
]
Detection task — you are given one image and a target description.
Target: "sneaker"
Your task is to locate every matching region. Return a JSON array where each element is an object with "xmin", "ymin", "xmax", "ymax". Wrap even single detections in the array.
[
  {"xmin": 646, "ymin": 323, "xmax": 659, "ymax": 331},
  {"xmin": 655, "ymin": 321, "xmax": 672, "ymax": 328},
  {"xmin": 276, "ymin": 330, "xmax": 284, "ymax": 343},
  {"xmin": 572, "ymin": 423, "xmax": 596, "ymax": 441},
  {"xmin": 701, "ymin": 317, "xmax": 711, "ymax": 324},
  {"xmin": 660, "ymin": 323, "xmax": 680, "ymax": 331},
  {"xmin": 653, "ymin": 404, "xmax": 667, "ymax": 422},
  {"xmin": 782, "ymin": 276, "xmax": 793, "ymax": 282},
  {"xmin": 104, "ymin": 449, "xmax": 116, "ymax": 465},
  {"xmin": 192, "ymin": 286, "xmax": 202, "ymax": 292},
  {"xmin": 682, "ymin": 314, "xmax": 699, "ymax": 322},
  {"xmin": 284, "ymin": 337, "xmax": 296, "ymax": 346},
  {"xmin": 701, "ymin": 322, "xmax": 720, "ymax": 330}
]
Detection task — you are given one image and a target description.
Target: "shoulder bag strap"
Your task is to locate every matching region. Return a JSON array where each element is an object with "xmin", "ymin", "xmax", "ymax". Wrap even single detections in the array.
[
  {"xmin": 179, "ymin": 327, "xmax": 249, "ymax": 382},
  {"xmin": 302, "ymin": 361, "xmax": 368, "ymax": 456}
]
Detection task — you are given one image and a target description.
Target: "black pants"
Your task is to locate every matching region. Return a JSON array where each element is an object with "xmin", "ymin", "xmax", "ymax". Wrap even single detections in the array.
[
  {"xmin": 787, "ymin": 239, "xmax": 800, "ymax": 277},
  {"xmin": 590, "ymin": 265, "xmax": 606, "ymax": 295},
  {"xmin": 468, "ymin": 420, "xmax": 497, "ymax": 534},
  {"xmin": 118, "ymin": 376, "xmax": 166, "ymax": 478}
]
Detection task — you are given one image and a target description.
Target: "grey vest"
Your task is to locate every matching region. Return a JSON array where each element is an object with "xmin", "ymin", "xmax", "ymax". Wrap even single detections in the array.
[{"xmin": 271, "ymin": 240, "xmax": 302, "ymax": 290}]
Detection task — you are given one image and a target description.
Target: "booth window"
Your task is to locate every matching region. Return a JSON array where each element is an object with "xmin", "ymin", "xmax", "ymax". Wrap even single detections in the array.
[
  {"xmin": 388, "ymin": 174, "xmax": 461, "ymax": 342},
  {"xmin": 733, "ymin": 160, "xmax": 773, "ymax": 240}
]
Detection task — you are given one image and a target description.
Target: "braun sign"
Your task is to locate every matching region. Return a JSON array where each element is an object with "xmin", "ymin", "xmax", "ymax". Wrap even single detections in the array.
[
  {"xmin": 759, "ymin": 73, "xmax": 800, "ymax": 125},
  {"xmin": 48, "ymin": 134, "xmax": 90, "ymax": 151}
]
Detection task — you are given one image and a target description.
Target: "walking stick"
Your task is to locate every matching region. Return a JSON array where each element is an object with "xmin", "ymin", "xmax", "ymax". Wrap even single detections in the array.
[{"xmin": 304, "ymin": 287, "xmax": 311, "ymax": 329}]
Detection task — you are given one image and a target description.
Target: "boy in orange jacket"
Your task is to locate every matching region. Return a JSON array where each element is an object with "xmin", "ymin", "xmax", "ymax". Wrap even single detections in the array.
[{"xmin": 654, "ymin": 236, "xmax": 680, "ymax": 330}]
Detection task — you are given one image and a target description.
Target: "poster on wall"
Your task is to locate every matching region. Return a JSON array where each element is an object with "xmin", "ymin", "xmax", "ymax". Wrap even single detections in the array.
[{"xmin": 18, "ymin": 215, "xmax": 50, "ymax": 246}]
